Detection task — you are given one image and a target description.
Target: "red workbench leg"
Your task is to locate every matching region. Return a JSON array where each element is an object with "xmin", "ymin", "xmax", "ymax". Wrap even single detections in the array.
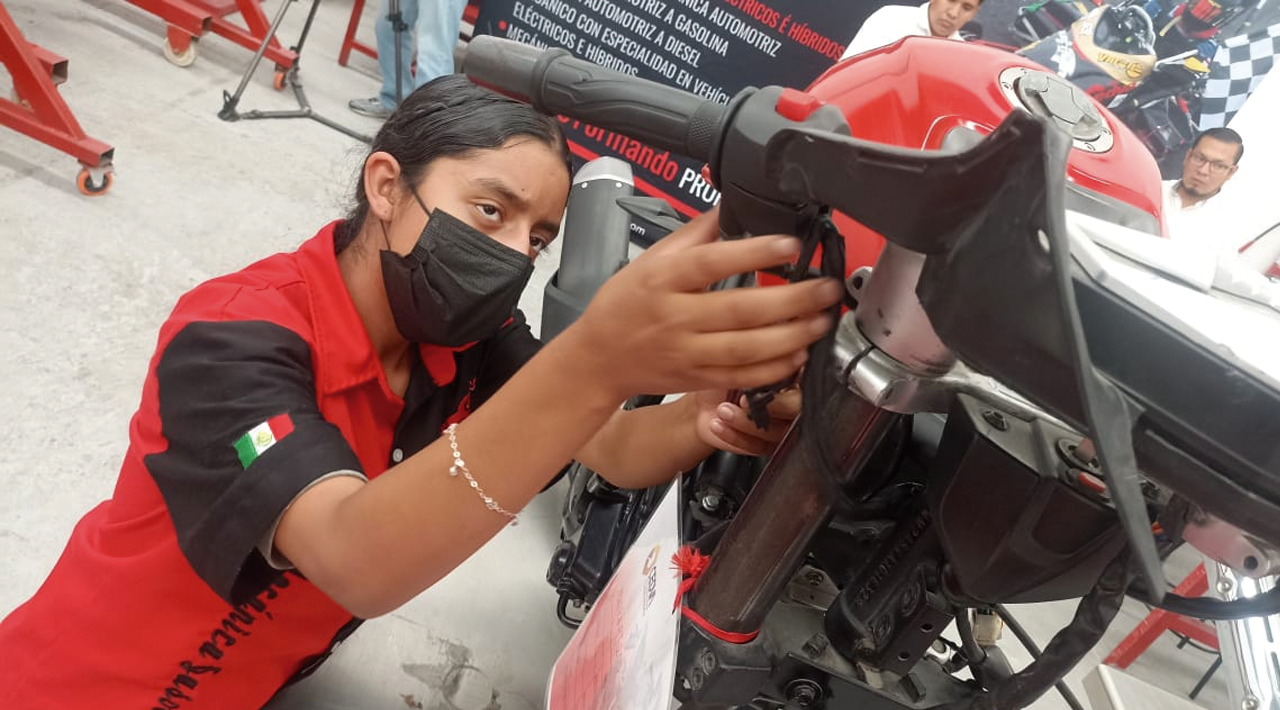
[
  {"xmin": 1166, "ymin": 614, "xmax": 1220, "ymax": 652},
  {"xmin": 183, "ymin": 0, "xmax": 297, "ymax": 72},
  {"xmin": 230, "ymin": 0, "xmax": 296, "ymax": 69},
  {"xmin": 24, "ymin": 43, "xmax": 67, "ymax": 85},
  {"xmin": 1104, "ymin": 564, "xmax": 1215, "ymax": 669},
  {"xmin": 125, "ymin": 0, "xmax": 211, "ymax": 36},
  {"xmin": 337, "ymin": 0, "xmax": 482, "ymax": 68},
  {"xmin": 121, "ymin": 0, "xmax": 212, "ymax": 66},
  {"xmin": 339, "ymin": 0, "xmax": 369, "ymax": 66},
  {"xmin": 0, "ymin": 2, "xmax": 115, "ymax": 195}
]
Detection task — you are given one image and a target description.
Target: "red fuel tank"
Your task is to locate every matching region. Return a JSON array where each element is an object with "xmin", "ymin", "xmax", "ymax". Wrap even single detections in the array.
[{"xmin": 802, "ymin": 36, "xmax": 1164, "ymax": 272}]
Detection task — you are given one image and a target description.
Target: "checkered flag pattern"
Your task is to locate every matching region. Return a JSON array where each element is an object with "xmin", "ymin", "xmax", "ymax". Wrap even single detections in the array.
[{"xmin": 1198, "ymin": 23, "xmax": 1280, "ymax": 129}]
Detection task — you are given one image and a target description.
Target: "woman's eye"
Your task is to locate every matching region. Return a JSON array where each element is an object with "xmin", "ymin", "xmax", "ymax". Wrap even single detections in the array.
[
  {"xmin": 530, "ymin": 236, "xmax": 549, "ymax": 253},
  {"xmin": 477, "ymin": 204, "xmax": 501, "ymax": 220}
]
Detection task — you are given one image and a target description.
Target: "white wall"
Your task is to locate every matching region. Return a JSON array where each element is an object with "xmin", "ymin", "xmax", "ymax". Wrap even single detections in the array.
[{"xmin": 1194, "ymin": 67, "xmax": 1280, "ymax": 264}]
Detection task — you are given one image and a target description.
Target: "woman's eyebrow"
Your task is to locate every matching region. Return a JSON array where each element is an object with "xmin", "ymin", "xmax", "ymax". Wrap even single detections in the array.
[
  {"xmin": 472, "ymin": 177, "xmax": 528, "ymax": 210},
  {"xmin": 472, "ymin": 176, "xmax": 561, "ymax": 235},
  {"xmin": 537, "ymin": 215, "xmax": 563, "ymax": 237}
]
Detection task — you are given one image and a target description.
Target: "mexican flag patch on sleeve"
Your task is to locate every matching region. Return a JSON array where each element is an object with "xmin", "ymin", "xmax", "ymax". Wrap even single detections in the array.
[{"xmin": 233, "ymin": 413, "xmax": 295, "ymax": 469}]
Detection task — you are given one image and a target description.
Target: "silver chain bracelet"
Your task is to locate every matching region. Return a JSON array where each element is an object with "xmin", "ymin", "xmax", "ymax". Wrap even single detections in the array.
[{"xmin": 444, "ymin": 423, "xmax": 518, "ymax": 526}]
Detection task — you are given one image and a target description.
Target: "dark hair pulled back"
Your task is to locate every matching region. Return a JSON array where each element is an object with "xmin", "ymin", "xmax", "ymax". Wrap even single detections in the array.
[{"xmin": 337, "ymin": 74, "xmax": 570, "ymax": 250}]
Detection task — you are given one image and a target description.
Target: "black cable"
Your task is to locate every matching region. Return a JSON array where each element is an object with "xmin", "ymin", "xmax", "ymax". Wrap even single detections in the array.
[
  {"xmin": 1142, "ymin": 495, "xmax": 1280, "ymax": 621},
  {"xmin": 740, "ymin": 208, "xmax": 862, "ymax": 512},
  {"xmin": 1237, "ymin": 220, "xmax": 1280, "ymax": 253},
  {"xmin": 935, "ymin": 635, "xmax": 967, "ymax": 658},
  {"xmin": 795, "ymin": 211, "xmax": 864, "ymax": 511},
  {"xmin": 1138, "ymin": 600, "xmax": 1219, "ymax": 655},
  {"xmin": 942, "ymin": 549, "xmax": 1133, "ymax": 710},
  {"xmin": 993, "ymin": 605, "xmax": 1087, "ymax": 710},
  {"xmin": 1131, "ymin": 580, "xmax": 1280, "ymax": 620},
  {"xmin": 555, "ymin": 594, "xmax": 584, "ymax": 629},
  {"xmin": 953, "ymin": 606, "xmax": 987, "ymax": 666},
  {"xmin": 934, "ymin": 636, "xmax": 972, "ymax": 674}
]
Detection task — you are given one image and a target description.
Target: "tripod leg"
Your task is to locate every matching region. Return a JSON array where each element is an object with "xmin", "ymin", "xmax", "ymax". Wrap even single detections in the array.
[
  {"xmin": 292, "ymin": 0, "xmax": 324, "ymax": 56},
  {"xmin": 270, "ymin": 0, "xmax": 323, "ymax": 89},
  {"xmin": 389, "ymin": 0, "xmax": 405, "ymax": 106},
  {"xmin": 224, "ymin": 0, "xmax": 375, "ymax": 143},
  {"xmin": 219, "ymin": 0, "xmax": 295, "ymax": 120}
]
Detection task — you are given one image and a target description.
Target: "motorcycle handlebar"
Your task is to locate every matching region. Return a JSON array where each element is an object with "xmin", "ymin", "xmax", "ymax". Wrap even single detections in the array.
[{"xmin": 462, "ymin": 36, "xmax": 729, "ymax": 163}]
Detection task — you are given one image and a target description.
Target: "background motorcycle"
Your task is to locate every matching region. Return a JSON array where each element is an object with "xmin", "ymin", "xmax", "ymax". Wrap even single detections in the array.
[
  {"xmin": 1144, "ymin": 0, "xmax": 1248, "ymax": 60},
  {"xmin": 1106, "ymin": 53, "xmax": 1206, "ymax": 175},
  {"xmin": 464, "ymin": 33, "xmax": 1280, "ymax": 710},
  {"xmin": 1013, "ymin": 1, "xmax": 1209, "ymax": 177}
]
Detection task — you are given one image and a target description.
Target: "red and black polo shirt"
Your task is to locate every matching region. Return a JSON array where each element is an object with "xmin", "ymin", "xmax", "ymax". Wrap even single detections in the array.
[{"xmin": 0, "ymin": 221, "xmax": 541, "ymax": 710}]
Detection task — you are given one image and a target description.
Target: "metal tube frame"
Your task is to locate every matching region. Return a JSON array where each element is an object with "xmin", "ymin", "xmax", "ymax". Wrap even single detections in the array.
[
  {"xmin": 0, "ymin": 3, "xmax": 114, "ymax": 170},
  {"xmin": 1209, "ymin": 563, "xmax": 1280, "ymax": 710}
]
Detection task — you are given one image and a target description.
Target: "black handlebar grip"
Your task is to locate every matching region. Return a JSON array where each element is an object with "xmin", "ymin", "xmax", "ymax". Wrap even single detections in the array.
[{"xmin": 463, "ymin": 36, "xmax": 728, "ymax": 162}]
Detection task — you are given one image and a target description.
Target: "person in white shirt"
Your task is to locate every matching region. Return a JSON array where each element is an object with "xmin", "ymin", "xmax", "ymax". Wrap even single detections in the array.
[
  {"xmin": 841, "ymin": 0, "xmax": 982, "ymax": 61},
  {"xmin": 1161, "ymin": 127, "xmax": 1242, "ymax": 246}
]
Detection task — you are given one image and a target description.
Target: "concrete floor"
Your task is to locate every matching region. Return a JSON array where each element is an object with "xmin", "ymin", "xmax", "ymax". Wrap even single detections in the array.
[{"xmin": 0, "ymin": 1, "xmax": 1234, "ymax": 708}]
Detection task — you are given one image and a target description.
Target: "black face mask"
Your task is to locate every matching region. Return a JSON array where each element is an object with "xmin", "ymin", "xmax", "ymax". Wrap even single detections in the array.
[{"xmin": 380, "ymin": 199, "xmax": 534, "ymax": 346}]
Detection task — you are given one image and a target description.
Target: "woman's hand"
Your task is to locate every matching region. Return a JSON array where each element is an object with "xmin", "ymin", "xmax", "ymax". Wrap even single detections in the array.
[
  {"xmin": 693, "ymin": 387, "xmax": 800, "ymax": 456},
  {"xmin": 564, "ymin": 208, "xmax": 842, "ymax": 402}
]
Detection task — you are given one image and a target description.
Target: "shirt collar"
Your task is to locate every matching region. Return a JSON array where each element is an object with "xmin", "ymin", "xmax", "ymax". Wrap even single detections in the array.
[
  {"xmin": 294, "ymin": 221, "xmax": 479, "ymax": 395},
  {"xmin": 917, "ymin": 2, "xmax": 933, "ymax": 34},
  {"xmin": 1168, "ymin": 180, "xmax": 1211, "ymax": 211},
  {"xmin": 295, "ymin": 221, "xmax": 384, "ymax": 395}
]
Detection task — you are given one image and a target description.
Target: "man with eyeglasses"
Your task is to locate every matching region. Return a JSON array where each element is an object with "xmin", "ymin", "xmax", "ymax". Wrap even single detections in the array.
[{"xmin": 1162, "ymin": 127, "xmax": 1243, "ymax": 246}]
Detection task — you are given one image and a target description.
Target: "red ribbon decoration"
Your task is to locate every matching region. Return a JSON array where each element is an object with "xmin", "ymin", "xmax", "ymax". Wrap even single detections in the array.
[{"xmin": 671, "ymin": 545, "xmax": 760, "ymax": 644}]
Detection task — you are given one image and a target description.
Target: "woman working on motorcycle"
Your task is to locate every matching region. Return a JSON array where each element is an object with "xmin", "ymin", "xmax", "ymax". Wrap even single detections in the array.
[{"xmin": 0, "ymin": 75, "xmax": 841, "ymax": 710}]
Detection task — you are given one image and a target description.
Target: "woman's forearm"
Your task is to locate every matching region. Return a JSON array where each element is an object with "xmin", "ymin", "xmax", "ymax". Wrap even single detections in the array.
[
  {"xmin": 575, "ymin": 395, "xmax": 714, "ymax": 490},
  {"xmin": 275, "ymin": 219, "xmax": 841, "ymax": 618},
  {"xmin": 276, "ymin": 327, "xmax": 627, "ymax": 617}
]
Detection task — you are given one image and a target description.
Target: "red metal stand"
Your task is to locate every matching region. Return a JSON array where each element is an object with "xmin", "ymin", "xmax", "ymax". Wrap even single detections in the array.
[
  {"xmin": 0, "ymin": 2, "xmax": 115, "ymax": 195},
  {"xmin": 124, "ymin": 0, "xmax": 297, "ymax": 73},
  {"xmin": 338, "ymin": 0, "xmax": 481, "ymax": 67},
  {"xmin": 1104, "ymin": 563, "xmax": 1219, "ymax": 669},
  {"xmin": 338, "ymin": 0, "xmax": 374, "ymax": 67}
]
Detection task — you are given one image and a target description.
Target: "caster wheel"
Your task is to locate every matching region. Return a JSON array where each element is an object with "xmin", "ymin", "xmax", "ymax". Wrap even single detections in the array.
[
  {"xmin": 273, "ymin": 69, "xmax": 288, "ymax": 91},
  {"xmin": 77, "ymin": 168, "xmax": 113, "ymax": 196},
  {"xmin": 163, "ymin": 37, "xmax": 197, "ymax": 67}
]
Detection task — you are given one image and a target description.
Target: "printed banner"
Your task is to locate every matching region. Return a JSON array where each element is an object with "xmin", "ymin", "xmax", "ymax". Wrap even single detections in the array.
[
  {"xmin": 472, "ymin": 0, "xmax": 1277, "ymax": 210},
  {"xmin": 473, "ymin": 0, "xmax": 881, "ymax": 217}
]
